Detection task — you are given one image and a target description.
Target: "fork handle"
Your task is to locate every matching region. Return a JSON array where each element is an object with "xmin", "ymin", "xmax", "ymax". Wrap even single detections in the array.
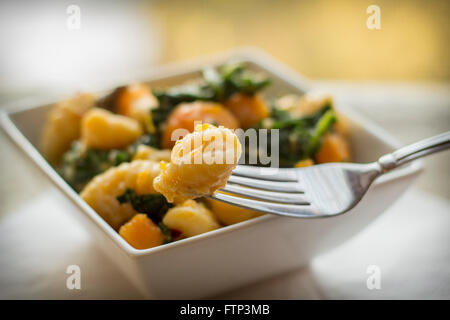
[{"xmin": 378, "ymin": 131, "xmax": 450, "ymax": 172}]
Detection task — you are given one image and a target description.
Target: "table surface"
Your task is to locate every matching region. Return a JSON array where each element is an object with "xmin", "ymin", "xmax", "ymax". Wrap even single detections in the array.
[{"xmin": 0, "ymin": 82, "xmax": 449, "ymax": 299}]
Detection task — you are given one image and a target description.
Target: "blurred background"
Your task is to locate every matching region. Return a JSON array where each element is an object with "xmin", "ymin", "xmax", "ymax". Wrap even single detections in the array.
[
  {"xmin": 0, "ymin": 0, "xmax": 448, "ymax": 299},
  {"xmin": 1, "ymin": 0, "xmax": 449, "ymax": 88},
  {"xmin": 1, "ymin": 0, "xmax": 449, "ymax": 87},
  {"xmin": 0, "ymin": 0, "xmax": 449, "ymax": 89}
]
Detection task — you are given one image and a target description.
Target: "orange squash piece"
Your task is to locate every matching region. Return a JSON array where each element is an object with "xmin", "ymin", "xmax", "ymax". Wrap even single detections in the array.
[
  {"xmin": 295, "ymin": 158, "xmax": 314, "ymax": 168},
  {"xmin": 315, "ymin": 133, "xmax": 350, "ymax": 163},
  {"xmin": 206, "ymin": 197, "xmax": 262, "ymax": 226},
  {"xmin": 162, "ymin": 101, "xmax": 239, "ymax": 149},
  {"xmin": 116, "ymin": 84, "xmax": 156, "ymax": 117},
  {"xmin": 119, "ymin": 214, "xmax": 164, "ymax": 250},
  {"xmin": 224, "ymin": 93, "xmax": 270, "ymax": 129}
]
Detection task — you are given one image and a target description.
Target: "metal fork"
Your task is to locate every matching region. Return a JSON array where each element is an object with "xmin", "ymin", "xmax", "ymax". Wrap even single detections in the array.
[{"xmin": 210, "ymin": 132, "xmax": 450, "ymax": 218}]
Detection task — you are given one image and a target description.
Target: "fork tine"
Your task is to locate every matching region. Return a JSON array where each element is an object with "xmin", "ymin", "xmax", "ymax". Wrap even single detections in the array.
[
  {"xmin": 222, "ymin": 184, "xmax": 309, "ymax": 204},
  {"xmin": 210, "ymin": 193, "xmax": 317, "ymax": 218},
  {"xmin": 227, "ymin": 175, "xmax": 303, "ymax": 193},
  {"xmin": 232, "ymin": 165, "xmax": 298, "ymax": 182}
]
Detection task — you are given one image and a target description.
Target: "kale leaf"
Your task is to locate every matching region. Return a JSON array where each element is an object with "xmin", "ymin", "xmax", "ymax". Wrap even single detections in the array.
[
  {"xmin": 58, "ymin": 141, "xmax": 131, "ymax": 191},
  {"xmin": 157, "ymin": 222, "xmax": 173, "ymax": 244},
  {"xmin": 218, "ymin": 62, "xmax": 271, "ymax": 97},
  {"xmin": 116, "ymin": 188, "xmax": 174, "ymax": 225},
  {"xmin": 252, "ymin": 104, "xmax": 336, "ymax": 167}
]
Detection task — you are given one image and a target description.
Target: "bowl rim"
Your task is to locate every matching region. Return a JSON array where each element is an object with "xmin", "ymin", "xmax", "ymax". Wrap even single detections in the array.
[{"xmin": 0, "ymin": 46, "xmax": 423, "ymax": 258}]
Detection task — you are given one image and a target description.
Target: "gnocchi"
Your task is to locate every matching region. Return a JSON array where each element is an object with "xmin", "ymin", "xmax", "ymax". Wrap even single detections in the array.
[
  {"xmin": 276, "ymin": 92, "xmax": 333, "ymax": 118},
  {"xmin": 81, "ymin": 108, "xmax": 143, "ymax": 149},
  {"xmin": 154, "ymin": 124, "xmax": 242, "ymax": 204},
  {"xmin": 132, "ymin": 145, "xmax": 171, "ymax": 163},
  {"xmin": 80, "ymin": 160, "xmax": 161, "ymax": 229},
  {"xmin": 40, "ymin": 93, "xmax": 96, "ymax": 164},
  {"xmin": 162, "ymin": 200, "xmax": 220, "ymax": 237}
]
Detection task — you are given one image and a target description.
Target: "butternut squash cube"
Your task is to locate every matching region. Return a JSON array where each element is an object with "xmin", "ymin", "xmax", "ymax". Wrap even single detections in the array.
[
  {"xmin": 295, "ymin": 159, "xmax": 314, "ymax": 168},
  {"xmin": 119, "ymin": 214, "xmax": 164, "ymax": 249},
  {"xmin": 224, "ymin": 93, "xmax": 269, "ymax": 129},
  {"xmin": 162, "ymin": 101, "xmax": 239, "ymax": 149},
  {"xmin": 316, "ymin": 133, "xmax": 351, "ymax": 163},
  {"xmin": 206, "ymin": 197, "xmax": 262, "ymax": 226}
]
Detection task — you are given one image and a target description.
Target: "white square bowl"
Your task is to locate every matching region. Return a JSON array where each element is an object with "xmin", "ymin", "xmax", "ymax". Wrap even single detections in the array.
[{"xmin": 1, "ymin": 48, "xmax": 422, "ymax": 299}]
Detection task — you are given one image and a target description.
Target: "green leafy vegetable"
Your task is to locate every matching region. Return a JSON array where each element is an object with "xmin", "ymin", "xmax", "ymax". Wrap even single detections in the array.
[
  {"xmin": 116, "ymin": 188, "xmax": 174, "ymax": 225},
  {"xmin": 202, "ymin": 67, "xmax": 225, "ymax": 100},
  {"xmin": 253, "ymin": 104, "xmax": 336, "ymax": 167},
  {"xmin": 306, "ymin": 109, "xmax": 336, "ymax": 156},
  {"xmin": 58, "ymin": 141, "xmax": 130, "ymax": 191},
  {"xmin": 151, "ymin": 62, "xmax": 270, "ymax": 132},
  {"xmin": 219, "ymin": 62, "xmax": 271, "ymax": 97},
  {"xmin": 157, "ymin": 222, "xmax": 173, "ymax": 244},
  {"xmin": 134, "ymin": 132, "xmax": 161, "ymax": 149}
]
